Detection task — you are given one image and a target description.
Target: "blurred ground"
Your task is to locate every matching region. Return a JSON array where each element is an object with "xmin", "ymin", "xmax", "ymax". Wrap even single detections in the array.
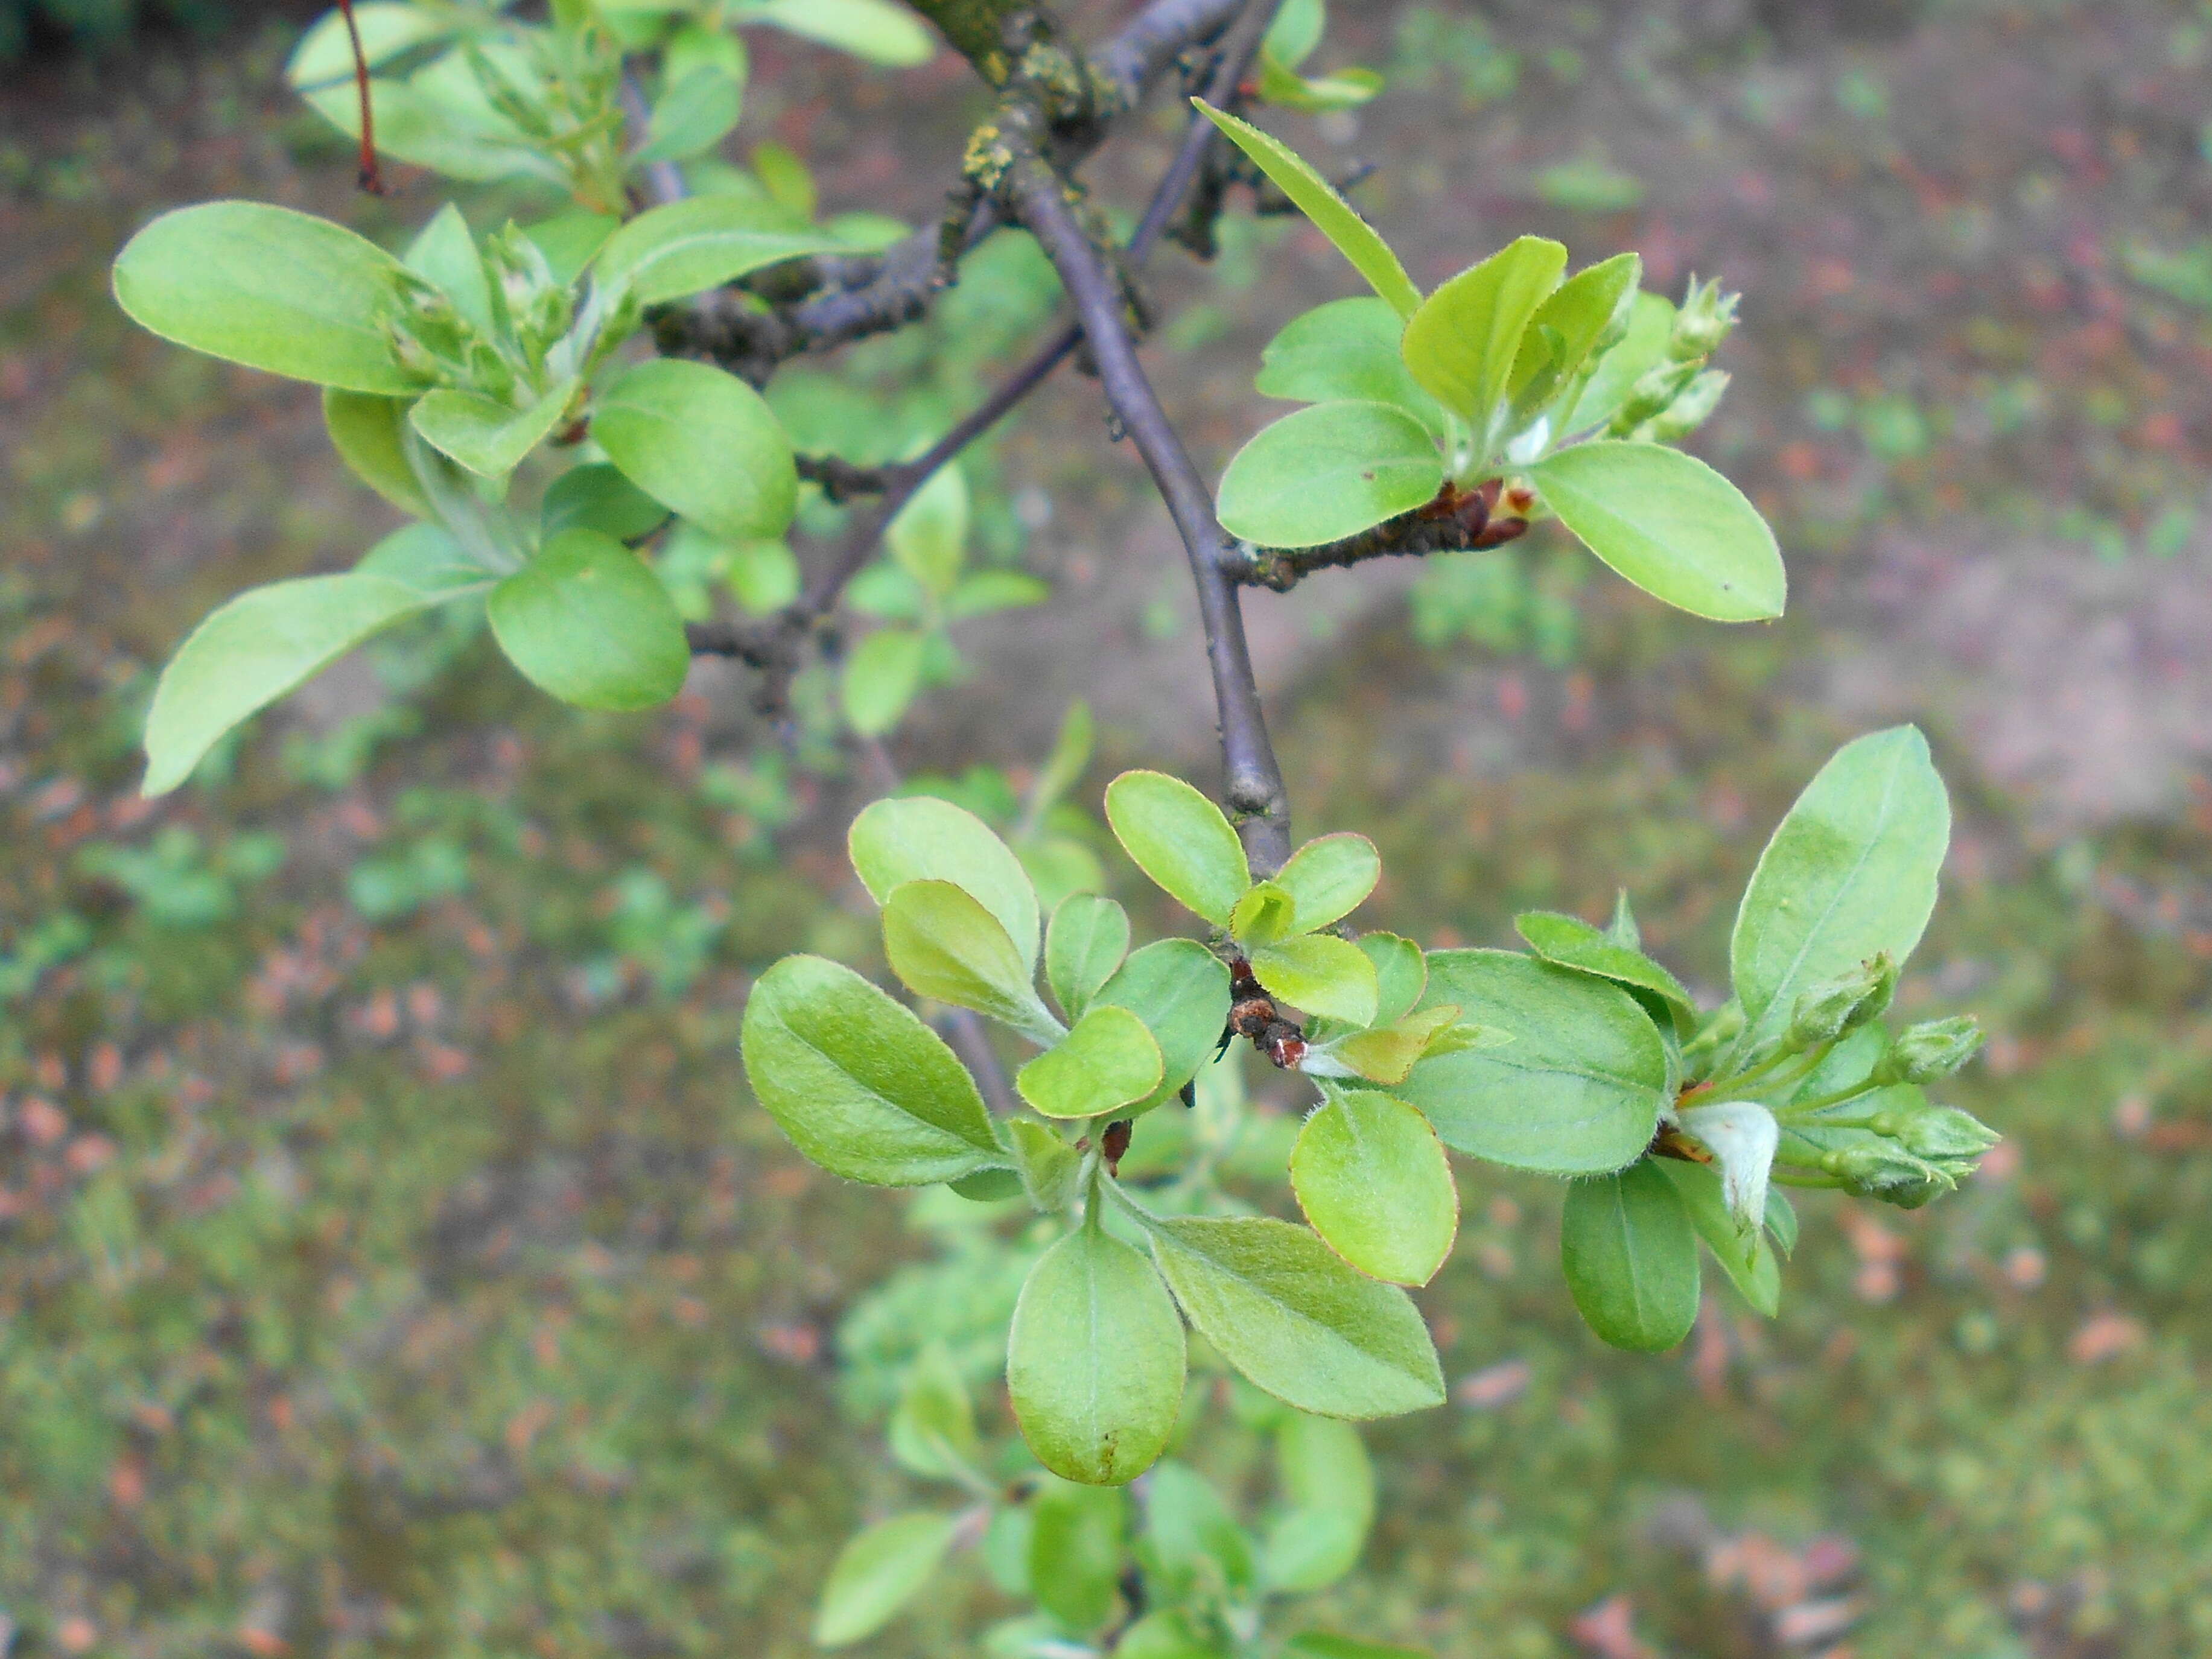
[{"xmin": 4, "ymin": 2, "xmax": 2212, "ymax": 1656}]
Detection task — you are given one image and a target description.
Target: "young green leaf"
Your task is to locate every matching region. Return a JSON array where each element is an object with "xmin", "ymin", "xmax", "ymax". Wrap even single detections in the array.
[
  {"xmin": 1008, "ymin": 1228, "xmax": 1186, "ymax": 1485},
  {"xmin": 1250, "ymin": 934, "xmax": 1380, "ymax": 1028},
  {"xmin": 1262, "ymin": 0, "xmax": 1324, "ymax": 67},
  {"xmin": 1006, "ymin": 1118, "xmax": 1082, "ymax": 1213},
  {"xmin": 1562, "ymin": 290, "xmax": 1675, "ymax": 434},
  {"xmin": 1192, "ymin": 102, "xmax": 1422, "ymax": 319},
  {"xmin": 523, "ymin": 208, "xmax": 620, "ymax": 287},
  {"xmin": 1046, "ymin": 894, "xmax": 1131, "ymax": 1021},
  {"xmin": 486, "ymin": 528, "xmax": 688, "ymax": 710},
  {"xmin": 1102, "ymin": 770, "xmax": 1250, "ymax": 926},
  {"xmin": 1657, "ymin": 1159, "xmax": 1779, "ymax": 1318},
  {"xmin": 294, "ymin": 44, "xmax": 555, "ymax": 186},
  {"xmin": 1765, "ymin": 1185, "xmax": 1799, "ymax": 1257},
  {"xmin": 1359, "ymin": 933, "xmax": 1428, "ymax": 1027},
  {"xmin": 1507, "ymin": 252, "xmax": 1641, "ymax": 420},
  {"xmin": 1529, "ymin": 441, "xmax": 1785, "ymax": 622},
  {"xmin": 840, "ymin": 626, "xmax": 926, "ymax": 737},
  {"xmin": 739, "ymin": 0, "xmax": 937, "ymax": 66},
  {"xmin": 635, "ymin": 66, "xmax": 742, "ymax": 164},
  {"xmin": 942, "ymin": 569, "xmax": 1049, "ymax": 621},
  {"xmin": 1317, "ymin": 1004, "xmax": 1466, "ymax": 1087},
  {"xmin": 887, "ymin": 1342, "xmax": 979, "ymax": 1480},
  {"xmin": 739, "ymin": 953, "xmax": 999, "ymax": 1184},
  {"xmin": 1560, "ymin": 1160, "xmax": 1701, "ymax": 1352},
  {"xmin": 1143, "ymin": 1215, "xmax": 1444, "ymax": 1418},
  {"xmin": 594, "ymin": 194, "xmax": 862, "ymax": 305},
  {"xmin": 1229, "ymin": 880, "xmax": 1298, "ymax": 947},
  {"xmin": 1396, "ymin": 950, "xmax": 1668, "ymax": 1173},
  {"xmin": 1513, "ymin": 909, "xmax": 1694, "ymax": 1016},
  {"xmin": 1030, "ymin": 700, "xmax": 1095, "ymax": 817},
  {"xmin": 947, "ymin": 1167, "xmax": 1023, "ymax": 1204},
  {"xmin": 591, "ymin": 358, "xmax": 798, "ymax": 542},
  {"xmin": 1028, "ymin": 1479, "xmax": 1127, "ymax": 1633},
  {"xmin": 848, "ymin": 795, "xmax": 1040, "ymax": 972},
  {"xmin": 812, "ymin": 1511, "xmax": 958, "ymax": 1647},
  {"xmin": 1261, "ymin": 1413, "xmax": 1375, "ymax": 1593},
  {"xmin": 1291, "ymin": 1089, "xmax": 1458, "ymax": 1285},
  {"xmin": 408, "ymin": 376, "xmax": 578, "ymax": 478},
  {"xmin": 1399, "ymin": 236, "xmax": 1567, "ymax": 430},
  {"xmin": 1255, "ymin": 297, "xmax": 1449, "ymax": 435},
  {"xmin": 1093, "ymin": 940, "xmax": 1234, "ymax": 1114},
  {"xmin": 1285, "ymin": 1634, "xmax": 1432, "ymax": 1659},
  {"xmin": 1273, "ymin": 832, "xmax": 1382, "ymax": 934},
  {"xmin": 541, "ymin": 463, "xmax": 670, "ymax": 542},
  {"xmin": 1144, "ymin": 1461, "xmax": 1255, "ymax": 1603},
  {"xmin": 402, "ymin": 202, "xmax": 496, "ymax": 336},
  {"xmin": 1216, "ymin": 402, "xmax": 1443, "ymax": 549},
  {"xmin": 886, "ymin": 464, "xmax": 968, "ymax": 600},
  {"xmin": 1731, "ymin": 726, "xmax": 1951, "ymax": 1045},
  {"xmin": 881, "ymin": 879, "xmax": 1062, "ymax": 1044},
  {"xmin": 113, "ymin": 201, "xmax": 421, "ymax": 393},
  {"xmin": 323, "ymin": 390, "xmax": 431, "ymax": 517},
  {"xmin": 1015, "ymin": 1005, "xmax": 1163, "ymax": 1120},
  {"xmin": 1116, "ymin": 1611, "xmax": 1227, "ymax": 1659},
  {"xmin": 141, "ymin": 527, "xmax": 483, "ymax": 796}
]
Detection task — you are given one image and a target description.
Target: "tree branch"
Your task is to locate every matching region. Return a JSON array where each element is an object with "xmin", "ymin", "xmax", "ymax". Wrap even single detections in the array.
[{"xmin": 1226, "ymin": 481, "xmax": 1533, "ymax": 592}]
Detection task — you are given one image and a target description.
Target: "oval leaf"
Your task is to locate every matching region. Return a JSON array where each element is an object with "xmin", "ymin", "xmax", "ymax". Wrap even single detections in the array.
[
  {"xmin": 1103, "ymin": 770, "xmax": 1249, "ymax": 927},
  {"xmin": 593, "ymin": 357, "xmax": 798, "ymax": 542},
  {"xmin": 113, "ymin": 201, "xmax": 419, "ymax": 393},
  {"xmin": 882, "ymin": 879, "xmax": 1060, "ymax": 1043},
  {"xmin": 1730, "ymin": 725, "xmax": 1951, "ymax": 1045},
  {"xmin": 1046, "ymin": 893, "xmax": 1131, "ymax": 1022},
  {"xmin": 1250, "ymin": 934, "xmax": 1379, "ymax": 1028},
  {"xmin": 1273, "ymin": 833, "xmax": 1381, "ymax": 934},
  {"xmin": 1360, "ymin": 933, "xmax": 1428, "ymax": 1027},
  {"xmin": 1217, "ymin": 401, "xmax": 1442, "ymax": 549},
  {"xmin": 409, "ymin": 376, "xmax": 578, "ymax": 478},
  {"xmin": 1260, "ymin": 1413, "xmax": 1375, "ymax": 1593},
  {"xmin": 848, "ymin": 795, "xmax": 1040, "ymax": 974},
  {"xmin": 486, "ymin": 528, "xmax": 689, "ymax": 711},
  {"xmin": 745, "ymin": 0, "xmax": 936, "ymax": 66},
  {"xmin": 1093, "ymin": 939, "xmax": 1234, "ymax": 1114},
  {"xmin": 739, "ymin": 953, "xmax": 998, "ymax": 1185},
  {"xmin": 812, "ymin": 1511, "xmax": 958, "ymax": 1647},
  {"xmin": 1144, "ymin": 1215, "xmax": 1443, "ymax": 1418},
  {"xmin": 1400, "ymin": 235, "xmax": 1567, "ymax": 430},
  {"xmin": 1291, "ymin": 1090, "xmax": 1458, "ymax": 1285},
  {"xmin": 1560, "ymin": 1159, "xmax": 1700, "ymax": 1352},
  {"xmin": 1397, "ymin": 950, "xmax": 1668, "ymax": 1173},
  {"xmin": 1514, "ymin": 909, "xmax": 1694, "ymax": 1015},
  {"xmin": 1256, "ymin": 296, "xmax": 1448, "ymax": 434},
  {"xmin": 1657, "ymin": 1158, "xmax": 1780, "ymax": 1318},
  {"xmin": 1530, "ymin": 440, "xmax": 1785, "ymax": 621},
  {"xmin": 1008, "ymin": 1229, "xmax": 1186, "ymax": 1485},
  {"xmin": 323, "ymin": 389, "xmax": 430, "ymax": 516},
  {"xmin": 840, "ymin": 626, "xmax": 925, "ymax": 737},
  {"xmin": 1016, "ymin": 1005, "xmax": 1163, "ymax": 1120},
  {"xmin": 596, "ymin": 194, "xmax": 864, "ymax": 305}
]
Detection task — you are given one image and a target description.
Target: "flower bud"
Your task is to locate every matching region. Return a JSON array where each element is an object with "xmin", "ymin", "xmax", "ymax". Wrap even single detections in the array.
[
  {"xmin": 1626, "ymin": 369, "xmax": 1730, "ymax": 443},
  {"xmin": 1668, "ymin": 275, "xmax": 1740, "ymax": 359},
  {"xmin": 1895, "ymin": 1105, "xmax": 2000, "ymax": 1162},
  {"xmin": 1606, "ymin": 357, "xmax": 1701, "ymax": 437},
  {"xmin": 1819, "ymin": 1138, "xmax": 1949, "ymax": 1198},
  {"xmin": 1874, "ymin": 1015, "xmax": 1985, "ymax": 1085},
  {"xmin": 1787, "ymin": 953, "xmax": 1896, "ymax": 1050}
]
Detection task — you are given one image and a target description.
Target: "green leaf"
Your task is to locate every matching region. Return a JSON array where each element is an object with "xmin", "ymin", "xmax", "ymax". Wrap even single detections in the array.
[
  {"xmin": 1016, "ymin": 1005, "xmax": 1163, "ymax": 1120},
  {"xmin": 1529, "ymin": 441, "xmax": 1785, "ymax": 622},
  {"xmin": 1008, "ymin": 1228, "xmax": 1186, "ymax": 1485},
  {"xmin": 1397, "ymin": 950, "xmax": 1668, "ymax": 1173},
  {"xmin": 1318, "ymin": 1004, "xmax": 1466, "ymax": 1087},
  {"xmin": 1262, "ymin": 0, "xmax": 1323, "ymax": 68},
  {"xmin": 1144, "ymin": 1462, "xmax": 1254, "ymax": 1603},
  {"xmin": 408, "ymin": 376, "xmax": 578, "ymax": 478},
  {"xmin": 1028, "ymin": 1480, "xmax": 1126, "ymax": 1633},
  {"xmin": 541, "ymin": 463, "xmax": 670, "ymax": 542},
  {"xmin": 1031, "ymin": 700, "xmax": 1094, "ymax": 816},
  {"xmin": 1657, "ymin": 1159, "xmax": 1779, "ymax": 1318},
  {"xmin": 292, "ymin": 34, "xmax": 556, "ymax": 186},
  {"xmin": 593, "ymin": 357, "xmax": 797, "ymax": 542},
  {"xmin": 812, "ymin": 1511, "xmax": 958, "ymax": 1647},
  {"xmin": 1285, "ymin": 1634, "xmax": 1431, "ymax": 1659},
  {"xmin": 1359, "ymin": 933, "xmax": 1428, "ymax": 1026},
  {"xmin": 1563, "ymin": 290, "xmax": 1674, "ymax": 434},
  {"xmin": 740, "ymin": 0, "xmax": 936, "ymax": 65},
  {"xmin": 323, "ymin": 390, "xmax": 431, "ymax": 517},
  {"xmin": 596, "ymin": 194, "xmax": 859, "ymax": 305},
  {"xmin": 1093, "ymin": 940, "xmax": 1234, "ymax": 1114},
  {"xmin": 1118, "ymin": 1612, "xmax": 1230, "ymax": 1659},
  {"xmin": 888, "ymin": 1342, "xmax": 979, "ymax": 1479},
  {"xmin": 1291, "ymin": 1089, "xmax": 1457, "ymax": 1285},
  {"xmin": 848, "ymin": 795, "xmax": 1040, "ymax": 973},
  {"xmin": 1102, "ymin": 770, "xmax": 1249, "ymax": 926},
  {"xmin": 1255, "ymin": 297, "xmax": 1448, "ymax": 435},
  {"xmin": 882, "ymin": 879, "xmax": 1061, "ymax": 1043},
  {"xmin": 1229, "ymin": 880, "xmax": 1298, "ymax": 947},
  {"xmin": 1193, "ymin": 102, "xmax": 1422, "ymax": 319},
  {"xmin": 1514, "ymin": 909, "xmax": 1694, "ymax": 1015},
  {"xmin": 949, "ymin": 1167, "xmax": 1023, "ymax": 1203},
  {"xmin": 726, "ymin": 538, "xmax": 801, "ymax": 613},
  {"xmin": 1250, "ymin": 934, "xmax": 1379, "ymax": 1027},
  {"xmin": 636, "ymin": 66, "xmax": 742, "ymax": 164},
  {"xmin": 886, "ymin": 465, "xmax": 968, "ymax": 600},
  {"xmin": 1764, "ymin": 1185, "xmax": 1798, "ymax": 1257},
  {"xmin": 1216, "ymin": 401, "xmax": 1442, "ymax": 549},
  {"xmin": 1730, "ymin": 726, "xmax": 1951, "ymax": 1046},
  {"xmin": 1046, "ymin": 894, "xmax": 1130, "ymax": 1021},
  {"xmin": 1273, "ymin": 832, "xmax": 1381, "ymax": 934},
  {"xmin": 523, "ymin": 209, "xmax": 620, "ymax": 287},
  {"xmin": 841, "ymin": 627, "xmax": 926, "ymax": 737},
  {"xmin": 1261, "ymin": 1413, "xmax": 1375, "ymax": 1593},
  {"xmin": 485, "ymin": 528, "xmax": 688, "ymax": 711},
  {"xmin": 1143, "ymin": 1215, "xmax": 1443, "ymax": 1418},
  {"xmin": 1006, "ymin": 1118, "xmax": 1082, "ymax": 1213},
  {"xmin": 141, "ymin": 525, "xmax": 482, "ymax": 795},
  {"xmin": 1560, "ymin": 1159, "xmax": 1700, "ymax": 1351},
  {"xmin": 739, "ymin": 953, "xmax": 999, "ymax": 1184},
  {"xmin": 285, "ymin": 1, "xmax": 450, "ymax": 85},
  {"xmin": 113, "ymin": 201, "xmax": 419, "ymax": 393},
  {"xmin": 1399, "ymin": 236, "xmax": 1566, "ymax": 430},
  {"xmin": 943, "ymin": 569, "xmax": 1048, "ymax": 621},
  {"xmin": 1507, "ymin": 252, "xmax": 1640, "ymax": 420},
  {"xmin": 402, "ymin": 202, "xmax": 495, "ymax": 337}
]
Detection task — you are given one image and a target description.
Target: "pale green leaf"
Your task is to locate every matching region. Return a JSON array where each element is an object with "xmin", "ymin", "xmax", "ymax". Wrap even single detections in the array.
[
  {"xmin": 636, "ymin": 66, "xmax": 742, "ymax": 164},
  {"xmin": 523, "ymin": 209, "xmax": 620, "ymax": 287},
  {"xmin": 741, "ymin": 0, "xmax": 936, "ymax": 65},
  {"xmin": 1563, "ymin": 291, "xmax": 1674, "ymax": 434},
  {"xmin": 323, "ymin": 389, "xmax": 431, "ymax": 517},
  {"xmin": 1250, "ymin": 934, "xmax": 1379, "ymax": 1027},
  {"xmin": 887, "ymin": 464, "xmax": 968, "ymax": 599},
  {"xmin": 1028, "ymin": 1480, "xmax": 1126, "ymax": 1633},
  {"xmin": 882, "ymin": 879, "xmax": 1061, "ymax": 1043},
  {"xmin": 1093, "ymin": 940, "xmax": 1233, "ymax": 1115},
  {"xmin": 402, "ymin": 202, "xmax": 495, "ymax": 337},
  {"xmin": 595, "ymin": 194, "xmax": 856, "ymax": 305},
  {"xmin": 1273, "ymin": 832, "xmax": 1381, "ymax": 934},
  {"xmin": 541, "ymin": 463, "xmax": 670, "ymax": 542},
  {"xmin": 1006, "ymin": 1118, "xmax": 1082, "ymax": 1213},
  {"xmin": 1229, "ymin": 880, "xmax": 1298, "ymax": 947},
  {"xmin": 408, "ymin": 376, "xmax": 577, "ymax": 477},
  {"xmin": 1102, "ymin": 770, "xmax": 1249, "ymax": 927},
  {"xmin": 1046, "ymin": 894, "xmax": 1130, "ymax": 1021},
  {"xmin": 1399, "ymin": 236, "xmax": 1566, "ymax": 430},
  {"xmin": 1291, "ymin": 1089, "xmax": 1458, "ymax": 1285},
  {"xmin": 1261, "ymin": 1413, "xmax": 1374, "ymax": 1593},
  {"xmin": 486, "ymin": 528, "xmax": 688, "ymax": 711},
  {"xmin": 1507, "ymin": 252, "xmax": 1640, "ymax": 420},
  {"xmin": 1015, "ymin": 1005, "xmax": 1163, "ymax": 1120},
  {"xmin": 1657, "ymin": 1158, "xmax": 1779, "ymax": 1317},
  {"xmin": 593, "ymin": 357, "xmax": 798, "ymax": 542},
  {"xmin": 1359, "ymin": 933, "xmax": 1428, "ymax": 1026},
  {"xmin": 1216, "ymin": 401, "xmax": 1441, "ymax": 549},
  {"xmin": 1514, "ymin": 909, "xmax": 1694, "ymax": 1015},
  {"xmin": 840, "ymin": 627, "xmax": 926, "ymax": 737},
  {"xmin": 1145, "ymin": 1462, "xmax": 1254, "ymax": 1603},
  {"xmin": 813, "ymin": 1511, "xmax": 958, "ymax": 1646},
  {"xmin": 848, "ymin": 794, "xmax": 1040, "ymax": 972},
  {"xmin": 1255, "ymin": 297, "xmax": 1448, "ymax": 435},
  {"xmin": 888, "ymin": 1342, "xmax": 979, "ymax": 1479}
]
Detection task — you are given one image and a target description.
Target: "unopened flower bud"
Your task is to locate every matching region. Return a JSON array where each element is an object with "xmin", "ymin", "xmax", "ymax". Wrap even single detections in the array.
[
  {"xmin": 1895, "ymin": 1105, "xmax": 2000, "ymax": 1162},
  {"xmin": 1820, "ymin": 1138, "xmax": 1948, "ymax": 1198},
  {"xmin": 1787, "ymin": 953, "xmax": 1896, "ymax": 1050},
  {"xmin": 1607, "ymin": 357, "xmax": 1700, "ymax": 436},
  {"xmin": 1874, "ymin": 1015, "xmax": 1985, "ymax": 1085},
  {"xmin": 1627, "ymin": 369, "xmax": 1730, "ymax": 443},
  {"xmin": 1668, "ymin": 275, "xmax": 1740, "ymax": 359}
]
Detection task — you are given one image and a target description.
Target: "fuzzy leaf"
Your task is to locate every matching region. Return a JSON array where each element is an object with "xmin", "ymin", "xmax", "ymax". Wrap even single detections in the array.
[
  {"xmin": 1273, "ymin": 833, "xmax": 1381, "ymax": 934},
  {"xmin": 1046, "ymin": 894, "xmax": 1131, "ymax": 1021},
  {"xmin": 1399, "ymin": 236, "xmax": 1566, "ymax": 430},
  {"xmin": 1291, "ymin": 1088, "xmax": 1458, "ymax": 1284},
  {"xmin": 1216, "ymin": 401, "xmax": 1442, "ymax": 549},
  {"xmin": 813, "ymin": 1512, "xmax": 958, "ymax": 1646},
  {"xmin": 1560, "ymin": 1160, "xmax": 1700, "ymax": 1351},
  {"xmin": 1017, "ymin": 1005, "xmax": 1163, "ymax": 1120},
  {"xmin": 1103, "ymin": 770, "xmax": 1250, "ymax": 927},
  {"xmin": 1250, "ymin": 934, "xmax": 1379, "ymax": 1028},
  {"xmin": 848, "ymin": 795, "xmax": 1040, "ymax": 973},
  {"xmin": 881, "ymin": 879, "xmax": 1060, "ymax": 1043}
]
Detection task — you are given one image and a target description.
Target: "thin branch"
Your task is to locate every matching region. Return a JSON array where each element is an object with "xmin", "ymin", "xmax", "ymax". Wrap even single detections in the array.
[
  {"xmin": 1227, "ymin": 481, "xmax": 1532, "ymax": 592},
  {"xmin": 1000, "ymin": 0, "xmax": 1294, "ymax": 875}
]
